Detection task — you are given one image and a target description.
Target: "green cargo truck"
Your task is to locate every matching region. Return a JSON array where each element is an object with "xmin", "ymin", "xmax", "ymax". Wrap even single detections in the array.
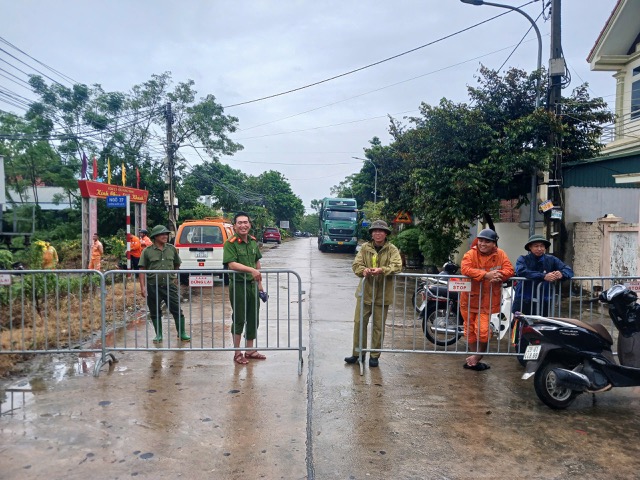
[{"xmin": 317, "ymin": 197, "xmax": 359, "ymax": 253}]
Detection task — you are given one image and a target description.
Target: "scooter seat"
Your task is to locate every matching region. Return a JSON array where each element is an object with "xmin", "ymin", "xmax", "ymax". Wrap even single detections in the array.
[
  {"xmin": 552, "ymin": 317, "xmax": 613, "ymax": 345},
  {"xmin": 429, "ymin": 285, "xmax": 450, "ymax": 299}
]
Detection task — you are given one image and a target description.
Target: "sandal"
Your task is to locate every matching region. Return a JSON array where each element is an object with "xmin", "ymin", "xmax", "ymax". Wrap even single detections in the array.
[
  {"xmin": 463, "ymin": 362, "xmax": 490, "ymax": 371},
  {"xmin": 234, "ymin": 352, "xmax": 249, "ymax": 365},
  {"xmin": 244, "ymin": 351, "xmax": 267, "ymax": 360}
]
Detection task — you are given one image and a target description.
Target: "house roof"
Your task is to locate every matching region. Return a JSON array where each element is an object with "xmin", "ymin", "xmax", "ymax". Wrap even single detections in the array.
[
  {"xmin": 5, "ymin": 186, "xmax": 77, "ymax": 211},
  {"xmin": 588, "ymin": 0, "xmax": 640, "ymax": 70},
  {"xmin": 563, "ymin": 151, "xmax": 640, "ymax": 188}
]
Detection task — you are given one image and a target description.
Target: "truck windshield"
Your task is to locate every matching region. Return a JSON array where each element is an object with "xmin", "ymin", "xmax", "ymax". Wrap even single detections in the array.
[{"xmin": 326, "ymin": 211, "xmax": 357, "ymax": 221}]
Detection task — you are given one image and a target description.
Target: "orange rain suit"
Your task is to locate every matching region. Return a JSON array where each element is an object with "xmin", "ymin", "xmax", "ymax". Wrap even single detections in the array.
[
  {"xmin": 459, "ymin": 245, "xmax": 514, "ymax": 344},
  {"xmin": 88, "ymin": 239, "xmax": 104, "ymax": 271},
  {"xmin": 129, "ymin": 235, "xmax": 142, "ymax": 269}
]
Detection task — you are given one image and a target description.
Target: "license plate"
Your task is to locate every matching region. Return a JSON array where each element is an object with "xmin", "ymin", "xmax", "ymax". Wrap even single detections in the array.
[
  {"xmin": 338, "ymin": 241, "xmax": 343, "ymax": 245},
  {"xmin": 523, "ymin": 345, "xmax": 541, "ymax": 361},
  {"xmin": 194, "ymin": 252, "xmax": 209, "ymax": 259}
]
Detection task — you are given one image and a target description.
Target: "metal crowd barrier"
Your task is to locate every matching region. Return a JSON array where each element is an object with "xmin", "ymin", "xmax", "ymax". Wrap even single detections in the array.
[
  {"xmin": 0, "ymin": 268, "xmax": 305, "ymax": 376},
  {"xmin": 354, "ymin": 273, "xmax": 639, "ymax": 374}
]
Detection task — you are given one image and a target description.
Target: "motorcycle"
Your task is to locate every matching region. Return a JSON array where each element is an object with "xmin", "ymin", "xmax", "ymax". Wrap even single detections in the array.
[
  {"xmin": 520, "ymin": 284, "xmax": 640, "ymax": 410},
  {"xmin": 417, "ymin": 262, "xmax": 513, "ymax": 346}
]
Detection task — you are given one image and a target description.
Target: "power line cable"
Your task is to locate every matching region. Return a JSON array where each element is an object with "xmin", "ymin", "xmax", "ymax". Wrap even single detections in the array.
[
  {"xmin": 222, "ymin": 1, "xmax": 537, "ymax": 109},
  {"xmin": 0, "ymin": 46, "xmax": 66, "ymax": 87},
  {"xmin": 0, "ymin": 36, "xmax": 78, "ymax": 85},
  {"xmin": 0, "ymin": 67, "xmax": 33, "ymax": 89}
]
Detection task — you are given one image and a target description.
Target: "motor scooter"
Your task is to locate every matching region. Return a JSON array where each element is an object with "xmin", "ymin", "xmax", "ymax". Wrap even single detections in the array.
[
  {"xmin": 411, "ymin": 261, "xmax": 458, "ymax": 313},
  {"xmin": 418, "ymin": 265, "xmax": 513, "ymax": 346},
  {"xmin": 520, "ymin": 284, "xmax": 640, "ymax": 409}
]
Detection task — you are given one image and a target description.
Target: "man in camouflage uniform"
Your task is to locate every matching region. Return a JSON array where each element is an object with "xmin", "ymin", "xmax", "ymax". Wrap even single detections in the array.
[
  {"xmin": 223, "ymin": 212, "xmax": 266, "ymax": 364},
  {"xmin": 138, "ymin": 225, "xmax": 190, "ymax": 343}
]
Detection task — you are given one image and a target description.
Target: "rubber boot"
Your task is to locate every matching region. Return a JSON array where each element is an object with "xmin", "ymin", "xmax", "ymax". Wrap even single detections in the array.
[
  {"xmin": 152, "ymin": 318, "xmax": 163, "ymax": 343},
  {"xmin": 176, "ymin": 315, "xmax": 190, "ymax": 342}
]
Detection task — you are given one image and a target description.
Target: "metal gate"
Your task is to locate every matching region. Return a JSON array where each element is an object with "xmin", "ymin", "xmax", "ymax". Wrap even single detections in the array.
[{"xmin": 0, "ymin": 268, "xmax": 305, "ymax": 376}]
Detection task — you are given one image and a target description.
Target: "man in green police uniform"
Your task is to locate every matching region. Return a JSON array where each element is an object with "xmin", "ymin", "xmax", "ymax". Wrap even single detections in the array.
[
  {"xmin": 138, "ymin": 225, "xmax": 191, "ymax": 343},
  {"xmin": 223, "ymin": 212, "xmax": 266, "ymax": 365}
]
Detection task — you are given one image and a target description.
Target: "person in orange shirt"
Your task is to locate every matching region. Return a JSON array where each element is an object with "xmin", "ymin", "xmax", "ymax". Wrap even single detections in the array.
[
  {"xmin": 139, "ymin": 228, "xmax": 152, "ymax": 250},
  {"xmin": 460, "ymin": 229, "xmax": 514, "ymax": 371},
  {"xmin": 88, "ymin": 233, "xmax": 104, "ymax": 270},
  {"xmin": 129, "ymin": 232, "xmax": 142, "ymax": 270}
]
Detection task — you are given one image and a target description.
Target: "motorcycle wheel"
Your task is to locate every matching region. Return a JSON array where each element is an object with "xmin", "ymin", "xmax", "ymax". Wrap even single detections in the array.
[
  {"xmin": 412, "ymin": 286, "xmax": 427, "ymax": 313},
  {"xmin": 533, "ymin": 361, "xmax": 579, "ymax": 410},
  {"xmin": 421, "ymin": 302, "xmax": 461, "ymax": 346}
]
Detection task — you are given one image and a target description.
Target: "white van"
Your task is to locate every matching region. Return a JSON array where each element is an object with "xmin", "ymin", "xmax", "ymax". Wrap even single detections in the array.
[{"xmin": 174, "ymin": 218, "xmax": 235, "ymax": 284}]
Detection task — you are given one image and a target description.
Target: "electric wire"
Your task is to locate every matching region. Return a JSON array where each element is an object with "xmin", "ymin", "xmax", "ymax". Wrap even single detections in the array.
[
  {"xmin": 0, "ymin": 36, "xmax": 78, "ymax": 85},
  {"xmin": 222, "ymin": 1, "xmax": 538, "ymax": 109},
  {"xmin": 0, "ymin": 46, "xmax": 66, "ymax": 87}
]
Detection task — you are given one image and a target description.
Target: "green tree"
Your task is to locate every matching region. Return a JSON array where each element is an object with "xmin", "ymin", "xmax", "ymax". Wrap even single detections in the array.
[
  {"xmin": 309, "ymin": 199, "xmax": 323, "ymax": 213},
  {"xmin": 367, "ymin": 66, "xmax": 613, "ymax": 263},
  {"xmin": 21, "ymin": 72, "xmax": 243, "ymax": 231},
  {"xmin": 300, "ymin": 213, "xmax": 319, "ymax": 234},
  {"xmin": 250, "ymin": 171, "xmax": 304, "ymax": 230}
]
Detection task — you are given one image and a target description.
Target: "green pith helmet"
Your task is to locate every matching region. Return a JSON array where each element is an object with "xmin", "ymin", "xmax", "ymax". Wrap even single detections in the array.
[
  {"xmin": 368, "ymin": 219, "xmax": 392, "ymax": 234},
  {"xmin": 149, "ymin": 225, "xmax": 171, "ymax": 239},
  {"xmin": 525, "ymin": 234, "xmax": 550, "ymax": 251}
]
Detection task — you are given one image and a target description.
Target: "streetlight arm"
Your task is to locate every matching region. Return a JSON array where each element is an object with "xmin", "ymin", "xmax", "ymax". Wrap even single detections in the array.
[
  {"xmin": 352, "ymin": 156, "xmax": 378, "ymax": 204},
  {"xmin": 460, "ymin": 0, "xmax": 543, "ymax": 237}
]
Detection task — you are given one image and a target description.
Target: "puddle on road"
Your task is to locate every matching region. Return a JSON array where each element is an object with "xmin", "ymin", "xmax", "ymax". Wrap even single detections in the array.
[{"xmin": 1, "ymin": 387, "xmax": 34, "ymax": 417}]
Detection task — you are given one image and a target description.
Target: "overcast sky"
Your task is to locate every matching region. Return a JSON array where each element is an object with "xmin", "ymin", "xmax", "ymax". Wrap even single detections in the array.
[{"xmin": 0, "ymin": 1, "xmax": 618, "ymax": 213}]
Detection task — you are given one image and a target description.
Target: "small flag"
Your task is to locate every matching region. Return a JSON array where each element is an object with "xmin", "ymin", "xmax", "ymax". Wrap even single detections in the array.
[
  {"xmin": 122, "ymin": 163, "xmax": 126, "ymax": 186},
  {"xmin": 136, "ymin": 168, "xmax": 140, "ymax": 189},
  {"xmin": 107, "ymin": 158, "xmax": 111, "ymax": 184},
  {"xmin": 92, "ymin": 156, "xmax": 98, "ymax": 181},
  {"xmin": 81, "ymin": 153, "xmax": 88, "ymax": 179}
]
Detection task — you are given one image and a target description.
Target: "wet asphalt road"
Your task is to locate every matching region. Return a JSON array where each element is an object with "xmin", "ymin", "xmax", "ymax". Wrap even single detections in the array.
[{"xmin": 2, "ymin": 237, "xmax": 640, "ymax": 479}]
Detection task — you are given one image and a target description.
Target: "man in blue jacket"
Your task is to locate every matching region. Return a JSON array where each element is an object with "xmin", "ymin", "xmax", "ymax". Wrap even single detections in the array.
[
  {"xmin": 512, "ymin": 235, "xmax": 574, "ymax": 359},
  {"xmin": 513, "ymin": 234, "xmax": 574, "ymax": 317},
  {"xmin": 513, "ymin": 235, "xmax": 573, "ymax": 316}
]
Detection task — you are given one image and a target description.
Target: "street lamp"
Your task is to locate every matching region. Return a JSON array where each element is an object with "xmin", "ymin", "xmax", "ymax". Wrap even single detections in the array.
[
  {"xmin": 460, "ymin": 0, "xmax": 542, "ymax": 237},
  {"xmin": 352, "ymin": 156, "xmax": 377, "ymax": 204}
]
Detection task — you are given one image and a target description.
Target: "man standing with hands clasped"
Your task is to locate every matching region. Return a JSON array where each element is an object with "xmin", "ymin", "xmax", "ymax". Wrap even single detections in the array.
[
  {"xmin": 344, "ymin": 220, "xmax": 402, "ymax": 368},
  {"xmin": 223, "ymin": 212, "xmax": 267, "ymax": 365},
  {"xmin": 511, "ymin": 234, "xmax": 574, "ymax": 356},
  {"xmin": 460, "ymin": 229, "xmax": 514, "ymax": 371}
]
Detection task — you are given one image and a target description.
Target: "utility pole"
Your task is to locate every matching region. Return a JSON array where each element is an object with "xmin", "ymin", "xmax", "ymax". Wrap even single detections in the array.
[
  {"xmin": 545, "ymin": 0, "xmax": 565, "ymax": 256},
  {"xmin": 164, "ymin": 102, "xmax": 177, "ymax": 234}
]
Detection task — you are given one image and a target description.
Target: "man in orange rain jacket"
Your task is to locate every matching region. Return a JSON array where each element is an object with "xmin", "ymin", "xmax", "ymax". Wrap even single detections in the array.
[
  {"xmin": 459, "ymin": 228, "xmax": 514, "ymax": 372},
  {"xmin": 87, "ymin": 233, "xmax": 104, "ymax": 271}
]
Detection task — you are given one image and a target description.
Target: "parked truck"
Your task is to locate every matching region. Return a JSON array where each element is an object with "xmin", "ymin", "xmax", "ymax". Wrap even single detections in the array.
[{"xmin": 318, "ymin": 197, "xmax": 359, "ymax": 253}]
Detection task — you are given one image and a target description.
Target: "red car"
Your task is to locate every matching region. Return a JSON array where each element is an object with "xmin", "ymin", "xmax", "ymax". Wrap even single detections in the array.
[{"xmin": 262, "ymin": 227, "xmax": 281, "ymax": 244}]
